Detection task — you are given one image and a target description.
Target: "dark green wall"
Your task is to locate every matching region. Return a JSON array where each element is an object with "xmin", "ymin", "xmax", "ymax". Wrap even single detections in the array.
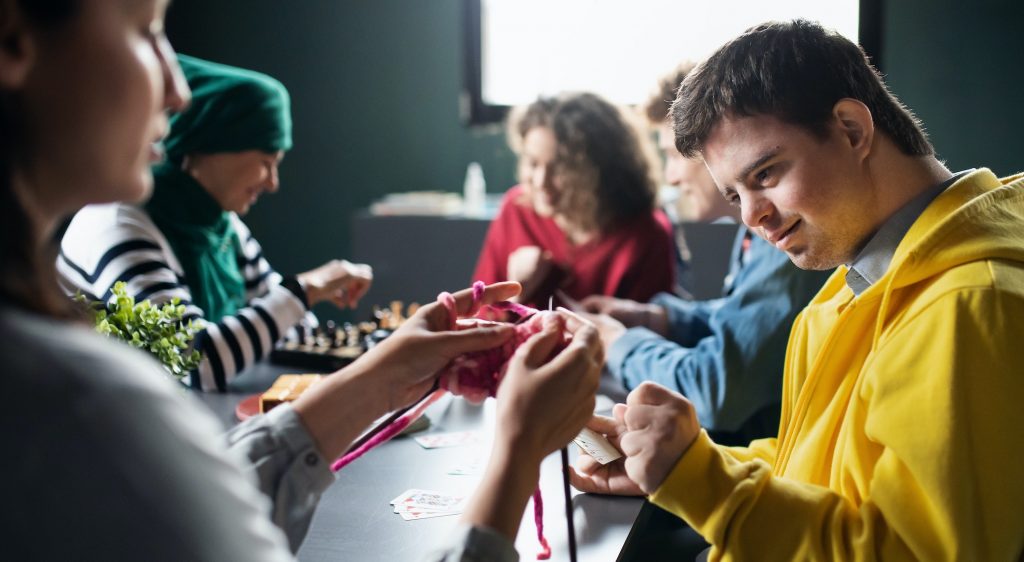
[
  {"xmin": 882, "ymin": 0, "xmax": 1023, "ymax": 176},
  {"xmin": 165, "ymin": 0, "xmax": 1023, "ymax": 320},
  {"xmin": 165, "ymin": 0, "xmax": 516, "ymax": 302}
]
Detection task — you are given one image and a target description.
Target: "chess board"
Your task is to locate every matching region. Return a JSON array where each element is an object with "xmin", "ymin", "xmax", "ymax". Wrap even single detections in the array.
[{"xmin": 269, "ymin": 301, "xmax": 416, "ymax": 372}]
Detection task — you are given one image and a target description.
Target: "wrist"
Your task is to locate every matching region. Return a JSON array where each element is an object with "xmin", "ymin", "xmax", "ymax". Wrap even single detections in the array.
[
  {"xmin": 645, "ymin": 304, "xmax": 669, "ymax": 336},
  {"xmin": 291, "ymin": 361, "xmax": 390, "ymax": 461},
  {"xmin": 281, "ymin": 275, "xmax": 311, "ymax": 309}
]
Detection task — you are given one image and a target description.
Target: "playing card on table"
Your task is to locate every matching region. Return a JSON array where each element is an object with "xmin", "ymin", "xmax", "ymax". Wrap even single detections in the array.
[
  {"xmin": 390, "ymin": 488, "xmax": 466, "ymax": 513},
  {"xmin": 413, "ymin": 430, "xmax": 480, "ymax": 449},
  {"xmin": 573, "ymin": 427, "xmax": 623, "ymax": 465}
]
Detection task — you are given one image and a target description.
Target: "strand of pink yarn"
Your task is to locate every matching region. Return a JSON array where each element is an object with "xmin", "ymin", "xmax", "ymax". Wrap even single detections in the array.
[
  {"xmin": 533, "ymin": 488, "xmax": 552, "ymax": 560},
  {"xmin": 330, "ymin": 388, "xmax": 445, "ymax": 472}
]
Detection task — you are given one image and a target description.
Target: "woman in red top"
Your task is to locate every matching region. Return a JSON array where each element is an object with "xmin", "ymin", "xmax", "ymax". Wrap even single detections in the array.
[{"xmin": 473, "ymin": 92, "xmax": 675, "ymax": 308}]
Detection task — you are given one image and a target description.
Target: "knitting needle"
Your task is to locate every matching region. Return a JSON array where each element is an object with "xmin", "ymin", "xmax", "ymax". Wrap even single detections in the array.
[
  {"xmin": 549, "ymin": 295, "xmax": 579, "ymax": 562},
  {"xmin": 561, "ymin": 447, "xmax": 578, "ymax": 562}
]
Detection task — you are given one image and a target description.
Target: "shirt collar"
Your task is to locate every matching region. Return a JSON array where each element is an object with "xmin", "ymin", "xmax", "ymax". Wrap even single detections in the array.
[{"xmin": 845, "ymin": 169, "xmax": 973, "ymax": 295}]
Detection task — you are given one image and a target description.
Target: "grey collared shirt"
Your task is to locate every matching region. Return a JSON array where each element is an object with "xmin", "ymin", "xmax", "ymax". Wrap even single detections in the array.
[{"xmin": 845, "ymin": 170, "xmax": 973, "ymax": 295}]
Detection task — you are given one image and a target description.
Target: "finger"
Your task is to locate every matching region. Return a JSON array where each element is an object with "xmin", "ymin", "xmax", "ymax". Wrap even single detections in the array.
[
  {"xmin": 626, "ymin": 381, "xmax": 681, "ymax": 408},
  {"xmin": 435, "ymin": 323, "xmax": 515, "ymax": 355},
  {"xmin": 556, "ymin": 307, "xmax": 597, "ymax": 333},
  {"xmin": 448, "ymin": 282, "xmax": 522, "ymax": 316},
  {"xmin": 516, "ymin": 321, "xmax": 565, "ymax": 368},
  {"xmin": 568, "ymin": 466, "xmax": 604, "ymax": 494},
  {"xmin": 574, "ymin": 453, "xmax": 603, "ymax": 474},
  {"xmin": 586, "ymin": 414, "xmax": 622, "ymax": 436},
  {"xmin": 612, "ymin": 403, "xmax": 628, "ymax": 424},
  {"xmin": 617, "ymin": 430, "xmax": 646, "ymax": 458}
]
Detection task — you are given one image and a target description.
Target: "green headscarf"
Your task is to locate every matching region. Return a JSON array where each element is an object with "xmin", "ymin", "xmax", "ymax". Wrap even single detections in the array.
[{"xmin": 145, "ymin": 54, "xmax": 292, "ymax": 321}]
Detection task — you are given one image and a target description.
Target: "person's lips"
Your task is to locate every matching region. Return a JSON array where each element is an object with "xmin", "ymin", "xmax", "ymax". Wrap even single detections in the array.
[{"xmin": 765, "ymin": 220, "xmax": 801, "ymax": 250}]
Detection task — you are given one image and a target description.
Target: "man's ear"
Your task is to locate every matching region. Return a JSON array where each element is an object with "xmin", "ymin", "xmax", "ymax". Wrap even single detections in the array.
[
  {"xmin": 0, "ymin": 0, "xmax": 35, "ymax": 89},
  {"xmin": 832, "ymin": 98, "xmax": 874, "ymax": 162}
]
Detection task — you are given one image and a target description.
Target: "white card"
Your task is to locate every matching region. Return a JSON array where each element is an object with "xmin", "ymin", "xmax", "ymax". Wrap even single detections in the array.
[
  {"xmin": 573, "ymin": 427, "xmax": 623, "ymax": 465},
  {"xmin": 413, "ymin": 430, "xmax": 480, "ymax": 449}
]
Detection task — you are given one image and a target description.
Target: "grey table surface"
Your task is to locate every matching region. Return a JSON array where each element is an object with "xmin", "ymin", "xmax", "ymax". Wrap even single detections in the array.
[{"xmin": 195, "ymin": 361, "xmax": 644, "ymax": 562}]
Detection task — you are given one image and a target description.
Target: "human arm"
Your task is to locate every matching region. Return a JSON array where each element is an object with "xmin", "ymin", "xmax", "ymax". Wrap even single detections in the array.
[
  {"xmin": 607, "ymin": 290, "xmax": 1024, "ymax": 560},
  {"xmin": 605, "ymin": 240, "xmax": 824, "ymax": 433},
  {"xmin": 289, "ymin": 282, "xmax": 520, "ymax": 462},
  {"xmin": 459, "ymin": 312, "xmax": 603, "ymax": 539},
  {"xmin": 58, "ymin": 205, "xmax": 310, "ymax": 391}
]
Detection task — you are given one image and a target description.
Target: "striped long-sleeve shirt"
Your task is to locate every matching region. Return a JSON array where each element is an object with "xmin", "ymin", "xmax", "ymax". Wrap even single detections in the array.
[{"xmin": 58, "ymin": 203, "xmax": 311, "ymax": 392}]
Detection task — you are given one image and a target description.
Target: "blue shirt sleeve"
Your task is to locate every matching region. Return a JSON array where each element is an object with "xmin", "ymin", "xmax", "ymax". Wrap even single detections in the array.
[{"xmin": 607, "ymin": 232, "xmax": 830, "ymax": 434}]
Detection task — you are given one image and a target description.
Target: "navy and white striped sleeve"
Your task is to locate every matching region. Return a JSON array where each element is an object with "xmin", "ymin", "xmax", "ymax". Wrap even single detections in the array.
[{"xmin": 59, "ymin": 203, "xmax": 310, "ymax": 392}]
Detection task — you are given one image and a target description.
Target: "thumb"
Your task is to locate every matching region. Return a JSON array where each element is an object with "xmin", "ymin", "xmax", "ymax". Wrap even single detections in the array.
[
  {"xmin": 436, "ymin": 324, "xmax": 514, "ymax": 355},
  {"xmin": 516, "ymin": 320, "xmax": 564, "ymax": 368}
]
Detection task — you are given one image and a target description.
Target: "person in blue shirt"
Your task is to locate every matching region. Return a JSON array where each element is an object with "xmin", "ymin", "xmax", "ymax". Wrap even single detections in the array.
[{"xmin": 581, "ymin": 62, "xmax": 831, "ymax": 444}]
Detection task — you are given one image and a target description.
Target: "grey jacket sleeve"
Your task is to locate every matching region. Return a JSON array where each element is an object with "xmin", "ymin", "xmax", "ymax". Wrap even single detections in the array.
[
  {"xmin": 425, "ymin": 524, "xmax": 520, "ymax": 562},
  {"xmin": 225, "ymin": 404, "xmax": 336, "ymax": 552}
]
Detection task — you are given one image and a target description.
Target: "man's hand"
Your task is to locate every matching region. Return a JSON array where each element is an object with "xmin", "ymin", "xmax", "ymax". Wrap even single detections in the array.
[
  {"xmin": 569, "ymin": 407, "xmax": 644, "ymax": 496},
  {"xmin": 297, "ymin": 259, "xmax": 373, "ymax": 308},
  {"xmin": 572, "ymin": 382, "xmax": 701, "ymax": 496},
  {"xmin": 580, "ymin": 295, "xmax": 668, "ymax": 335}
]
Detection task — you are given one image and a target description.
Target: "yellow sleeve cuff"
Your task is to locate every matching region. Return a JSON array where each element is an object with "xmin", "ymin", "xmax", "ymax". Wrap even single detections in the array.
[{"xmin": 650, "ymin": 429, "xmax": 718, "ymax": 530}]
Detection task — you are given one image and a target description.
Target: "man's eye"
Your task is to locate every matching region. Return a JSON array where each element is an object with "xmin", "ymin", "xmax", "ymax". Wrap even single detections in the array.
[{"xmin": 755, "ymin": 167, "xmax": 772, "ymax": 183}]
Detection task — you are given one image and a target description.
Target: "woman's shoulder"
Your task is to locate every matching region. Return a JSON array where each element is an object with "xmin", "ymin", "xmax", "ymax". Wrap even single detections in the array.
[
  {"xmin": 64, "ymin": 202, "xmax": 167, "ymax": 247},
  {"xmin": 0, "ymin": 306, "xmax": 187, "ymax": 406}
]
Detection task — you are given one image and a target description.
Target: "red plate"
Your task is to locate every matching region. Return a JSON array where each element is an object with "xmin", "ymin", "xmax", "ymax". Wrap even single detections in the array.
[{"xmin": 235, "ymin": 393, "xmax": 262, "ymax": 421}]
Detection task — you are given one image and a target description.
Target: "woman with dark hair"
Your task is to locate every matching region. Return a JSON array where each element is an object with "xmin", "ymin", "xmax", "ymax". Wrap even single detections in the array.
[
  {"xmin": 0, "ymin": 1, "xmax": 601, "ymax": 559},
  {"xmin": 473, "ymin": 92, "xmax": 675, "ymax": 307},
  {"xmin": 58, "ymin": 54, "xmax": 373, "ymax": 392}
]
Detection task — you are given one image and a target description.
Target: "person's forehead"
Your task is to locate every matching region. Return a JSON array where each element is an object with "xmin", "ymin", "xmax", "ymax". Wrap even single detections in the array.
[{"xmin": 704, "ymin": 115, "xmax": 796, "ymax": 165}]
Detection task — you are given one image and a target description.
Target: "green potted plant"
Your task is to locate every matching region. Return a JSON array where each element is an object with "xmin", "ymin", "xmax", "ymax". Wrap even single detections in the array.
[{"xmin": 78, "ymin": 281, "xmax": 201, "ymax": 380}]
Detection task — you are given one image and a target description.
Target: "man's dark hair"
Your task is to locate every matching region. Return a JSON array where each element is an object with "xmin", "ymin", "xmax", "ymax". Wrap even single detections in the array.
[{"xmin": 672, "ymin": 19, "xmax": 933, "ymax": 158}]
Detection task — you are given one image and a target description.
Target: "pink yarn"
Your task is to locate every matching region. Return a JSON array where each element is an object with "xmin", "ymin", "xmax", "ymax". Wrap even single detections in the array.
[
  {"xmin": 533, "ymin": 488, "xmax": 552, "ymax": 560},
  {"xmin": 333, "ymin": 281, "xmax": 565, "ymax": 559},
  {"xmin": 436, "ymin": 282, "xmax": 567, "ymax": 405},
  {"xmin": 330, "ymin": 389, "xmax": 446, "ymax": 472}
]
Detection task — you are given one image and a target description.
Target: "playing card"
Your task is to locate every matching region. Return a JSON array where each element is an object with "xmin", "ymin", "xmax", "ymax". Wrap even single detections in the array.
[
  {"xmin": 413, "ymin": 430, "xmax": 480, "ymax": 449},
  {"xmin": 390, "ymin": 488, "xmax": 466, "ymax": 513},
  {"xmin": 573, "ymin": 427, "xmax": 623, "ymax": 465},
  {"xmin": 397, "ymin": 508, "xmax": 461, "ymax": 521}
]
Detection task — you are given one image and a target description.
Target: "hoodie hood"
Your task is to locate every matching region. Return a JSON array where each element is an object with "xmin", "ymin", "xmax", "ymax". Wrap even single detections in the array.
[{"xmin": 883, "ymin": 168, "xmax": 1024, "ymax": 292}]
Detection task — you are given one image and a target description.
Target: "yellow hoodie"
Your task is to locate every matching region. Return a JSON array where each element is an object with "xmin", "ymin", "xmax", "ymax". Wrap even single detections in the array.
[{"xmin": 650, "ymin": 169, "xmax": 1024, "ymax": 561}]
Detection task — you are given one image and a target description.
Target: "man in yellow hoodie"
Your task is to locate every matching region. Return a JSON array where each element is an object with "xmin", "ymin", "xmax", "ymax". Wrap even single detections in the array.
[{"xmin": 571, "ymin": 19, "xmax": 1024, "ymax": 561}]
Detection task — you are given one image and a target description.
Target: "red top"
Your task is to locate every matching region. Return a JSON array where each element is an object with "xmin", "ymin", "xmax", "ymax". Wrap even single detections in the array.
[{"xmin": 472, "ymin": 185, "xmax": 675, "ymax": 307}]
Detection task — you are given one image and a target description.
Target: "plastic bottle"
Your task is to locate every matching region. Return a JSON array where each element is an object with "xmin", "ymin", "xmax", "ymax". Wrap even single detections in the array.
[{"xmin": 463, "ymin": 162, "xmax": 486, "ymax": 217}]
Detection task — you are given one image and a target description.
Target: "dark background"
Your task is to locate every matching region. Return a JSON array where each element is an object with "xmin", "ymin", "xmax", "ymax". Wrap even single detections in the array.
[{"xmin": 165, "ymin": 0, "xmax": 1024, "ymax": 319}]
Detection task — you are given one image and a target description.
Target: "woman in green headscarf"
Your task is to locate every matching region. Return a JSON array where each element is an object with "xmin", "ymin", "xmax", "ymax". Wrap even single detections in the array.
[{"xmin": 59, "ymin": 54, "xmax": 372, "ymax": 392}]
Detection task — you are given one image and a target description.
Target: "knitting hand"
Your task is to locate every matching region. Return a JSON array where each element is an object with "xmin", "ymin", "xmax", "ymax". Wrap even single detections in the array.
[
  {"xmin": 297, "ymin": 259, "xmax": 373, "ymax": 308},
  {"xmin": 579, "ymin": 295, "xmax": 668, "ymax": 335},
  {"xmin": 493, "ymin": 310, "xmax": 603, "ymax": 464},
  {"xmin": 575, "ymin": 382, "xmax": 700, "ymax": 495},
  {"xmin": 363, "ymin": 281, "xmax": 521, "ymax": 411}
]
